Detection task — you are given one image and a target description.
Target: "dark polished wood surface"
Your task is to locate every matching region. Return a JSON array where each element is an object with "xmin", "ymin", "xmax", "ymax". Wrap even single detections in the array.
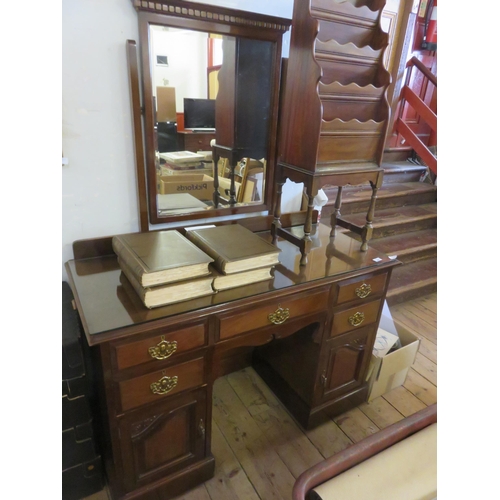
[{"xmin": 67, "ymin": 224, "xmax": 395, "ymax": 344}]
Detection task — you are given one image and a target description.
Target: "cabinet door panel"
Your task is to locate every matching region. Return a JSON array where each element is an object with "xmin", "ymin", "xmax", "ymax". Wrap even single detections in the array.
[
  {"xmin": 320, "ymin": 327, "xmax": 373, "ymax": 402},
  {"xmin": 118, "ymin": 388, "xmax": 207, "ymax": 492}
]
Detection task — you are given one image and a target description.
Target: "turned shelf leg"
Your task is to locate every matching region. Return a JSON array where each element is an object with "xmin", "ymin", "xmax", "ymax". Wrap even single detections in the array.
[
  {"xmin": 299, "ymin": 193, "xmax": 315, "ymax": 266},
  {"xmin": 360, "ymin": 182, "xmax": 379, "ymax": 251},
  {"xmin": 272, "ymin": 180, "xmax": 285, "ymax": 243},
  {"xmin": 330, "ymin": 186, "xmax": 343, "ymax": 238},
  {"xmin": 212, "ymin": 151, "xmax": 220, "ymax": 208},
  {"xmin": 229, "ymin": 162, "xmax": 237, "ymax": 205}
]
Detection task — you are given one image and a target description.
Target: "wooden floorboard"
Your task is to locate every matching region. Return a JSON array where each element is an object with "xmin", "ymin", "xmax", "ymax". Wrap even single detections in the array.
[{"xmin": 89, "ymin": 293, "xmax": 437, "ymax": 500}]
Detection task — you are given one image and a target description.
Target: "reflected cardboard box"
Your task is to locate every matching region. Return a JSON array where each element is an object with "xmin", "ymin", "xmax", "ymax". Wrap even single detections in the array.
[{"xmin": 159, "ymin": 174, "xmax": 214, "ymax": 201}]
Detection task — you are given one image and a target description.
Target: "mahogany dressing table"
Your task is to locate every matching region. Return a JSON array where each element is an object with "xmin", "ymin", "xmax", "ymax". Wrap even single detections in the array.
[
  {"xmin": 66, "ymin": 222, "xmax": 399, "ymax": 500},
  {"xmin": 70, "ymin": 4, "xmax": 399, "ymax": 498}
]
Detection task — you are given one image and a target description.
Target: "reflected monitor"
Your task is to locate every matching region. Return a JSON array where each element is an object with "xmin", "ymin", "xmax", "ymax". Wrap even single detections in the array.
[{"xmin": 184, "ymin": 98, "xmax": 216, "ymax": 131}]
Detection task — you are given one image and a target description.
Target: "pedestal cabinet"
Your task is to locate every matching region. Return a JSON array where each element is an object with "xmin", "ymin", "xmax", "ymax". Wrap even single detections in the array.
[{"xmin": 66, "ymin": 224, "xmax": 399, "ymax": 499}]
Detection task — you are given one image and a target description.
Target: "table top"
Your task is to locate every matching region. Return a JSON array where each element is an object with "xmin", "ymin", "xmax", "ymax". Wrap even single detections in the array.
[{"xmin": 66, "ymin": 224, "xmax": 397, "ymax": 344}]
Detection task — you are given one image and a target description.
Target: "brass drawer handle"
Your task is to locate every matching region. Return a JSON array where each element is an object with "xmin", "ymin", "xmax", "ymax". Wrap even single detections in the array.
[
  {"xmin": 348, "ymin": 312, "xmax": 365, "ymax": 327},
  {"xmin": 148, "ymin": 336, "xmax": 177, "ymax": 360},
  {"xmin": 268, "ymin": 305, "xmax": 290, "ymax": 325},
  {"xmin": 355, "ymin": 283, "xmax": 371, "ymax": 299},
  {"xmin": 150, "ymin": 374, "xmax": 178, "ymax": 395}
]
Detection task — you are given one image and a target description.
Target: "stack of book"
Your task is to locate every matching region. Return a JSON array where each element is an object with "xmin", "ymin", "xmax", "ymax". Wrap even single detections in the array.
[
  {"xmin": 159, "ymin": 151, "xmax": 205, "ymax": 164},
  {"xmin": 185, "ymin": 224, "xmax": 281, "ymax": 291},
  {"xmin": 159, "ymin": 151, "xmax": 213, "ymax": 177},
  {"xmin": 112, "ymin": 230, "xmax": 215, "ymax": 309}
]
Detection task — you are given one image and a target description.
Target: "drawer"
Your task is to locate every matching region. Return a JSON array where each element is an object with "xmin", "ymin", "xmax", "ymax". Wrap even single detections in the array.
[
  {"xmin": 113, "ymin": 323, "xmax": 207, "ymax": 371},
  {"xmin": 118, "ymin": 357, "xmax": 206, "ymax": 412},
  {"xmin": 335, "ymin": 273, "xmax": 387, "ymax": 306},
  {"xmin": 330, "ymin": 299, "xmax": 382, "ymax": 338},
  {"xmin": 218, "ymin": 288, "xmax": 329, "ymax": 341},
  {"xmin": 183, "ymin": 133, "xmax": 214, "ymax": 151}
]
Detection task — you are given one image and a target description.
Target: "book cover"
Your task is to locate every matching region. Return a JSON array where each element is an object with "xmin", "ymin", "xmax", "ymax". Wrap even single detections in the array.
[
  {"xmin": 112, "ymin": 230, "xmax": 213, "ymax": 287},
  {"xmin": 186, "ymin": 224, "xmax": 281, "ymax": 274},
  {"xmin": 119, "ymin": 258, "xmax": 215, "ymax": 309},
  {"xmin": 212, "ymin": 266, "xmax": 273, "ymax": 291}
]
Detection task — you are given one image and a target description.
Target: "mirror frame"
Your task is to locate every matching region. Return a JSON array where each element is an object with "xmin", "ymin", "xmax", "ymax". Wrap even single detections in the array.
[{"xmin": 131, "ymin": 0, "xmax": 291, "ymax": 227}]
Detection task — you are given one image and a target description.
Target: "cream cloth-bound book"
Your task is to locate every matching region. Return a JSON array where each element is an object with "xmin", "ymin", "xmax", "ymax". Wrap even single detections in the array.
[
  {"xmin": 112, "ymin": 230, "xmax": 213, "ymax": 287},
  {"xmin": 212, "ymin": 266, "xmax": 273, "ymax": 291},
  {"xmin": 118, "ymin": 258, "xmax": 215, "ymax": 309},
  {"xmin": 186, "ymin": 224, "xmax": 281, "ymax": 274}
]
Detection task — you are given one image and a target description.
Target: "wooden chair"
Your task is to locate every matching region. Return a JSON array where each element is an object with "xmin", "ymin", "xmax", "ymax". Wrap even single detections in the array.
[{"xmin": 237, "ymin": 158, "xmax": 265, "ymax": 203}]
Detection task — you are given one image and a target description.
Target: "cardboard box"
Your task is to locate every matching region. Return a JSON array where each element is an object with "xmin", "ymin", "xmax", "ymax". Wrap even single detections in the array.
[
  {"xmin": 159, "ymin": 174, "xmax": 214, "ymax": 200},
  {"xmin": 366, "ymin": 316, "xmax": 420, "ymax": 402}
]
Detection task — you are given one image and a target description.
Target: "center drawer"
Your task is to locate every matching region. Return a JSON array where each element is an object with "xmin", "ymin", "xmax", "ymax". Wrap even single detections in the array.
[{"xmin": 217, "ymin": 288, "xmax": 330, "ymax": 341}]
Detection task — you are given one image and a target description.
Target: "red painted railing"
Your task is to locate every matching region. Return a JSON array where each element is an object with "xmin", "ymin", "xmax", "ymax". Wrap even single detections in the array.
[{"xmin": 395, "ymin": 56, "xmax": 437, "ymax": 176}]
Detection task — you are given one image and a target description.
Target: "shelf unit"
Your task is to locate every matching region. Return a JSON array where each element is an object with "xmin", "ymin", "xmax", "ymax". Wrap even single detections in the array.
[{"xmin": 273, "ymin": 0, "xmax": 391, "ymax": 264}]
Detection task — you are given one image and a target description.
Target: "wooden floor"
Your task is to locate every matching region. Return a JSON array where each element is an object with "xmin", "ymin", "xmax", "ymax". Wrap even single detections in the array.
[{"xmin": 85, "ymin": 293, "xmax": 437, "ymax": 500}]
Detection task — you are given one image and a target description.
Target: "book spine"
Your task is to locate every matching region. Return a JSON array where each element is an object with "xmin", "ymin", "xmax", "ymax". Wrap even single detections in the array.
[
  {"xmin": 112, "ymin": 237, "xmax": 147, "ymax": 285},
  {"xmin": 117, "ymin": 258, "xmax": 148, "ymax": 303},
  {"xmin": 186, "ymin": 232, "xmax": 227, "ymax": 272}
]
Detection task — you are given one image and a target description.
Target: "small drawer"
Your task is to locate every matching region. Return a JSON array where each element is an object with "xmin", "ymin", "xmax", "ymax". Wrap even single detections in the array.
[
  {"xmin": 218, "ymin": 288, "xmax": 329, "ymax": 341},
  {"xmin": 113, "ymin": 323, "xmax": 207, "ymax": 371},
  {"xmin": 335, "ymin": 273, "xmax": 387, "ymax": 305},
  {"xmin": 118, "ymin": 357, "xmax": 206, "ymax": 412},
  {"xmin": 330, "ymin": 299, "xmax": 381, "ymax": 338}
]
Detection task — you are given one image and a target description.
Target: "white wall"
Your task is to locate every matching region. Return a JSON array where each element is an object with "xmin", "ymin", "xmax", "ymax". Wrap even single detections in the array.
[
  {"xmin": 152, "ymin": 28, "xmax": 209, "ymax": 111},
  {"xmin": 62, "ymin": 0, "xmax": 293, "ymax": 281}
]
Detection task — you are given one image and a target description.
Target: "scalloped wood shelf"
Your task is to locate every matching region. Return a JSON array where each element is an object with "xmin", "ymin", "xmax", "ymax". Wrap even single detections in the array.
[{"xmin": 273, "ymin": 0, "xmax": 392, "ymax": 263}]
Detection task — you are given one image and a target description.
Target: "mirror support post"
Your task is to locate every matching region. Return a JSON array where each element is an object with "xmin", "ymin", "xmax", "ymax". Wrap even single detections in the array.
[{"xmin": 127, "ymin": 39, "xmax": 149, "ymax": 232}]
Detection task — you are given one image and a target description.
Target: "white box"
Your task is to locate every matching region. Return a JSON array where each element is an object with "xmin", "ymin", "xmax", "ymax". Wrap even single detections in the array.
[{"xmin": 366, "ymin": 316, "xmax": 420, "ymax": 402}]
